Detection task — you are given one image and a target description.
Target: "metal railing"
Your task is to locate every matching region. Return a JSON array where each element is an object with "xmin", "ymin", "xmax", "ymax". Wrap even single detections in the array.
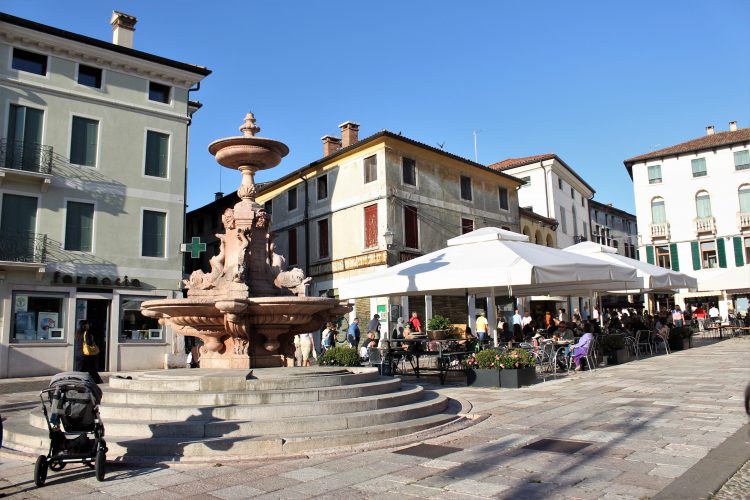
[
  {"xmin": 0, "ymin": 230, "xmax": 48, "ymax": 263},
  {"xmin": 573, "ymin": 235, "xmax": 588, "ymax": 244},
  {"xmin": 694, "ymin": 216, "xmax": 716, "ymax": 234},
  {"xmin": 738, "ymin": 212, "xmax": 750, "ymax": 229},
  {"xmin": 649, "ymin": 222, "xmax": 670, "ymax": 240},
  {"xmin": 0, "ymin": 139, "xmax": 54, "ymax": 174}
]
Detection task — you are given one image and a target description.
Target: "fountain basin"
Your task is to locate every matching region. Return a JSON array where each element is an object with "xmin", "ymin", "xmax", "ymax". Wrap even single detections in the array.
[{"xmin": 208, "ymin": 136, "xmax": 289, "ymax": 170}]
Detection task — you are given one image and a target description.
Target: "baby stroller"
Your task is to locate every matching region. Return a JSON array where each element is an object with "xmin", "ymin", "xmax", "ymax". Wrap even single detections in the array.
[{"xmin": 34, "ymin": 371, "xmax": 107, "ymax": 487}]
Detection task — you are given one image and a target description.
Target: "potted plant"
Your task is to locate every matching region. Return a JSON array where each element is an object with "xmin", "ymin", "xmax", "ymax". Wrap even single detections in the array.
[
  {"xmin": 464, "ymin": 348, "xmax": 536, "ymax": 388},
  {"xmin": 464, "ymin": 349, "xmax": 503, "ymax": 387},
  {"xmin": 600, "ymin": 334, "xmax": 628, "ymax": 365},
  {"xmin": 319, "ymin": 346, "xmax": 361, "ymax": 367},
  {"xmin": 668, "ymin": 326, "xmax": 692, "ymax": 351},
  {"xmin": 427, "ymin": 315, "xmax": 451, "ymax": 340}
]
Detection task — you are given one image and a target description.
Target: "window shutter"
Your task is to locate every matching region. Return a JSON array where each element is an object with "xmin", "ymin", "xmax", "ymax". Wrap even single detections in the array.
[
  {"xmin": 65, "ymin": 203, "xmax": 81, "ymax": 250},
  {"xmin": 645, "ymin": 245, "xmax": 654, "ymax": 265},
  {"xmin": 717, "ymin": 238, "xmax": 727, "ymax": 268},
  {"xmin": 691, "ymin": 241, "xmax": 701, "ymax": 270},
  {"xmin": 734, "ymin": 236, "xmax": 745, "ymax": 267},
  {"xmin": 86, "ymin": 119, "xmax": 98, "ymax": 166},
  {"xmin": 158, "ymin": 133, "xmax": 168, "ymax": 177},
  {"xmin": 669, "ymin": 243, "xmax": 679, "ymax": 271}
]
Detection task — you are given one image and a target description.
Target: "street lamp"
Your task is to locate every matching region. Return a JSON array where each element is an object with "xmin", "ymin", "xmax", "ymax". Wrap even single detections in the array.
[{"xmin": 383, "ymin": 229, "xmax": 395, "ymax": 249}]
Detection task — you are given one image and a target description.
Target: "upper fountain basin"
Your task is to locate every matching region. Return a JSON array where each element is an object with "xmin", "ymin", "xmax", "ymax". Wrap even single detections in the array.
[{"xmin": 208, "ymin": 136, "xmax": 289, "ymax": 171}]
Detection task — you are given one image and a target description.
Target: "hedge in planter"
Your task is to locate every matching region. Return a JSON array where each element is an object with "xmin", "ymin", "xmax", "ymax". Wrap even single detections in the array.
[
  {"xmin": 465, "ymin": 348, "xmax": 536, "ymax": 388},
  {"xmin": 319, "ymin": 346, "xmax": 361, "ymax": 366},
  {"xmin": 668, "ymin": 326, "xmax": 693, "ymax": 351},
  {"xmin": 600, "ymin": 334, "xmax": 628, "ymax": 365}
]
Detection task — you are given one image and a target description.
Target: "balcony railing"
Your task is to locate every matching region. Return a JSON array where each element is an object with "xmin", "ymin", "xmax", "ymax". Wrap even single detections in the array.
[
  {"xmin": 0, "ymin": 230, "xmax": 48, "ymax": 263},
  {"xmin": 573, "ymin": 235, "xmax": 588, "ymax": 244},
  {"xmin": 695, "ymin": 216, "xmax": 716, "ymax": 234},
  {"xmin": 0, "ymin": 139, "xmax": 54, "ymax": 175},
  {"xmin": 739, "ymin": 212, "xmax": 750, "ymax": 230},
  {"xmin": 650, "ymin": 222, "xmax": 670, "ymax": 240}
]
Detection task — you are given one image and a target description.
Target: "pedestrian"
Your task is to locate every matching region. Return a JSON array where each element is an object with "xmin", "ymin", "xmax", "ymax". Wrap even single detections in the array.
[
  {"xmin": 408, "ymin": 311, "xmax": 421, "ymax": 333},
  {"xmin": 367, "ymin": 314, "xmax": 381, "ymax": 338},
  {"xmin": 75, "ymin": 320, "xmax": 102, "ymax": 383},
  {"xmin": 321, "ymin": 322, "xmax": 336, "ymax": 352},
  {"xmin": 558, "ymin": 308, "xmax": 567, "ymax": 322},
  {"xmin": 297, "ymin": 332, "xmax": 316, "ymax": 366},
  {"xmin": 475, "ymin": 311, "xmax": 489, "ymax": 344},
  {"xmin": 708, "ymin": 304, "xmax": 720, "ymax": 322},
  {"xmin": 512, "ymin": 308, "xmax": 522, "ymax": 327},
  {"xmin": 347, "ymin": 318, "xmax": 361, "ymax": 348},
  {"xmin": 572, "ymin": 308, "xmax": 581, "ymax": 323},
  {"xmin": 582, "ymin": 304, "xmax": 590, "ymax": 321},
  {"xmin": 392, "ymin": 317, "xmax": 405, "ymax": 340},
  {"xmin": 521, "ymin": 310, "xmax": 532, "ymax": 328},
  {"xmin": 592, "ymin": 306, "xmax": 600, "ymax": 321},
  {"xmin": 671, "ymin": 305, "xmax": 684, "ymax": 328}
]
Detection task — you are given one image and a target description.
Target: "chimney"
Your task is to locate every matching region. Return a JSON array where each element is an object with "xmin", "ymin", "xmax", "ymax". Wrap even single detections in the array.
[
  {"xmin": 339, "ymin": 121, "xmax": 360, "ymax": 148},
  {"xmin": 110, "ymin": 11, "xmax": 137, "ymax": 48},
  {"xmin": 729, "ymin": 121, "xmax": 738, "ymax": 132},
  {"xmin": 214, "ymin": 192, "xmax": 224, "ymax": 201},
  {"xmin": 705, "ymin": 125, "xmax": 715, "ymax": 136},
  {"xmin": 321, "ymin": 135, "xmax": 342, "ymax": 156}
]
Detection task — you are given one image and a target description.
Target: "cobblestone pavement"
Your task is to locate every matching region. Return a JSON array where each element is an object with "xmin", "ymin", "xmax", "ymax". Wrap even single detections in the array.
[
  {"xmin": 714, "ymin": 459, "xmax": 750, "ymax": 500},
  {"xmin": 1, "ymin": 337, "xmax": 748, "ymax": 499}
]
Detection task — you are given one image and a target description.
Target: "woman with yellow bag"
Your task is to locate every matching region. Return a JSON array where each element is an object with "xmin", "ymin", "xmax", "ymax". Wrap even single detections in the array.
[{"xmin": 74, "ymin": 320, "xmax": 103, "ymax": 383}]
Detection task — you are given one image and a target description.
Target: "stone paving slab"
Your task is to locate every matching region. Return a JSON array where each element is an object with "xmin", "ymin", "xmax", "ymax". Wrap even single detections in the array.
[{"xmin": 0, "ymin": 336, "xmax": 748, "ymax": 499}]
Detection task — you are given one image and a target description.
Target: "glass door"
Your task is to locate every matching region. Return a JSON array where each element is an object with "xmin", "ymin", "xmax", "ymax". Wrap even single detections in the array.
[
  {"xmin": 0, "ymin": 193, "xmax": 38, "ymax": 261},
  {"xmin": 6, "ymin": 104, "xmax": 44, "ymax": 171}
]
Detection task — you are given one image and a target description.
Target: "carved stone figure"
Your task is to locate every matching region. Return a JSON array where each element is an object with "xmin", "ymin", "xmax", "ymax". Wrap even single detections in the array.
[{"xmin": 274, "ymin": 267, "xmax": 312, "ymax": 297}]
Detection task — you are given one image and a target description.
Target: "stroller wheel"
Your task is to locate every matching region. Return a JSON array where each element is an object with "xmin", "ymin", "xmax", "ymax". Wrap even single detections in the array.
[
  {"xmin": 95, "ymin": 449, "xmax": 106, "ymax": 481},
  {"xmin": 34, "ymin": 455, "xmax": 48, "ymax": 487},
  {"xmin": 49, "ymin": 461, "xmax": 66, "ymax": 471}
]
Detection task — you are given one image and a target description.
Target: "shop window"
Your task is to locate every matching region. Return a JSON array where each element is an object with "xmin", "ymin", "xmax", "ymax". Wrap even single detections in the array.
[
  {"xmin": 11, "ymin": 293, "xmax": 66, "ymax": 341},
  {"xmin": 120, "ymin": 297, "xmax": 165, "ymax": 341}
]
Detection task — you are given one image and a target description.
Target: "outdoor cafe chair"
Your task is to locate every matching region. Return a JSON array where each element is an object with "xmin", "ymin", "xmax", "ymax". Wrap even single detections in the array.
[
  {"xmin": 652, "ymin": 330, "xmax": 670, "ymax": 355},
  {"xmin": 367, "ymin": 347, "xmax": 386, "ymax": 375},
  {"xmin": 634, "ymin": 330, "xmax": 652, "ymax": 359}
]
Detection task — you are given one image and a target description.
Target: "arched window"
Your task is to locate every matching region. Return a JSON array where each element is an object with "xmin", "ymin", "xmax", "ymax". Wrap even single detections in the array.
[
  {"xmin": 695, "ymin": 191, "xmax": 712, "ymax": 218},
  {"xmin": 740, "ymin": 185, "xmax": 750, "ymax": 213},
  {"xmin": 546, "ymin": 234, "xmax": 554, "ymax": 247},
  {"xmin": 522, "ymin": 226, "xmax": 531, "ymax": 237},
  {"xmin": 535, "ymin": 230, "xmax": 542, "ymax": 245},
  {"xmin": 651, "ymin": 198, "xmax": 666, "ymax": 224}
]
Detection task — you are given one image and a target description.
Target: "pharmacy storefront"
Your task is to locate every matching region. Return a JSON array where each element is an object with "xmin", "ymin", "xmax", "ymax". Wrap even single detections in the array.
[{"xmin": 0, "ymin": 282, "xmax": 181, "ymax": 378}]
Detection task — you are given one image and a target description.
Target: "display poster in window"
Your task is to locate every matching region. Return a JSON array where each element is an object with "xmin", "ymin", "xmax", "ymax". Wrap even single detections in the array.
[
  {"xmin": 76, "ymin": 300, "xmax": 87, "ymax": 321},
  {"xmin": 390, "ymin": 304, "xmax": 401, "ymax": 322},
  {"xmin": 15, "ymin": 295, "xmax": 28, "ymax": 313},
  {"xmin": 37, "ymin": 312, "xmax": 59, "ymax": 340},
  {"xmin": 15, "ymin": 312, "xmax": 36, "ymax": 339}
]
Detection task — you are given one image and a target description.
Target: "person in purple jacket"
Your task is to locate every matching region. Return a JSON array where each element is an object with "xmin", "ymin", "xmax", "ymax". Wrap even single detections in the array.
[{"xmin": 570, "ymin": 328, "xmax": 594, "ymax": 371}]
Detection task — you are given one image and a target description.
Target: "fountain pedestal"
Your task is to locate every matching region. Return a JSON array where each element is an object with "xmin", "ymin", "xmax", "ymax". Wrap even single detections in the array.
[{"xmin": 141, "ymin": 114, "xmax": 351, "ymax": 368}]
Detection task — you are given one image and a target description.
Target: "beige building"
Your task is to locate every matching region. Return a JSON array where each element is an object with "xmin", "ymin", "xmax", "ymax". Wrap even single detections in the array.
[
  {"xmin": 0, "ymin": 12, "xmax": 209, "ymax": 377},
  {"xmin": 256, "ymin": 122, "xmax": 522, "ymax": 334}
]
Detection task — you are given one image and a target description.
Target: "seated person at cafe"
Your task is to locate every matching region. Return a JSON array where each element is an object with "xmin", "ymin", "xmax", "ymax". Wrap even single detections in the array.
[
  {"xmin": 570, "ymin": 328, "xmax": 594, "ymax": 371},
  {"xmin": 556, "ymin": 321, "xmax": 575, "ymax": 341},
  {"xmin": 499, "ymin": 322, "xmax": 513, "ymax": 346},
  {"xmin": 512, "ymin": 324, "xmax": 523, "ymax": 343},
  {"xmin": 359, "ymin": 331, "xmax": 378, "ymax": 359},
  {"xmin": 531, "ymin": 332, "xmax": 545, "ymax": 350}
]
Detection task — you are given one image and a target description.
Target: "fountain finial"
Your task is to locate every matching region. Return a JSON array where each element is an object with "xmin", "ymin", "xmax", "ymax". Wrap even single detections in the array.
[{"xmin": 240, "ymin": 113, "xmax": 261, "ymax": 137}]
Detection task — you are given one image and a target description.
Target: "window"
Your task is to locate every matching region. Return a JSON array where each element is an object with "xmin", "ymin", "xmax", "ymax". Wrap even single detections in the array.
[
  {"xmin": 364, "ymin": 204, "xmax": 378, "ymax": 248},
  {"xmin": 77, "ymin": 64, "xmax": 102, "ymax": 88},
  {"xmin": 142, "ymin": 210, "xmax": 166, "ymax": 258},
  {"xmin": 317, "ymin": 219, "xmax": 329, "ymax": 259},
  {"xmin": 1, "ymin": 193, "xmax": 38, "ymax": 260},
  {"xmin": 647, "ymin": 165, "xmax": 662, "ymax": 184},
  {"xmin": 735, "ymin": 150, "xmax": 750, "ymax": 171},
  {"xmin": 402, "ymin": 157, "xmax": 416, "ymax": 186},
  {"xmin": 655, "ymin": 245, "xmax": 671, "ymax": 269},
  {"xmin": 288, "ymin": 228, "xmax": 297, "ymax": 265},
  {"xmin": 740, "ymin": 186, "xmax": 750, "ymax": 213},
  {"xmin": 460, "ymin": 175, "xmax": 472, "ymax": 201},
  {"xmin": 287, "ymin": 187, "xmax": 298, "ymax": 211},
  {"xmin": 520, "ymin": 176, "xmax": 530, "ymax": 187},
  {"xmin": 572, "ymin": 205, "xmax": 578, "ymax": 237},
  {"xmin": 145, "ymin": 131, "xmax": 169, "ymax": 177},
  {"xmin": 745, "ymin": 237, "xmax": 750, "ymax": 264},
  {"xmin": 498, "ymin": 187, "xmax": 509, "ymax": 210},
  {"xmin": 264, "ymin": 200, "xmax": 273, "ymax": 215},
  {"xmin": 583, "ymin": 222, "xmax": 588, "ymax": 239},
  {"xmin": 558, "ymin": 178, "xmax": 563, "ymax": 189},
  {"xmin": 581, "ymin": 196, "xmax": 585, "ymax": 207},
  {"xmin": 701, "ymin": 240, "xmax": 718, "ymax": 268},
  {"xmin": 148, "ymin": 81, "xmax": 171, "ymax": 103},
  {"xmin": 363, "ymin": 155, "xmax": 377, "ymax": 183},
  {"xmin": 691, "ymin": 158, "xmax": 707, "ymax": 177},
  {"xmin": 11, "ymin": 292, "xmax": 65, "ymax": 341},
  {"xmin": 461, "ymin": 218, "xmax": 474, "ymax": 234},
  {"xmin": 559, "ymin": 206, "xmax": 567, "ymax": 234},
  {"xmin": 120, "ymin": 297, "xmax": 164, "ymax": 342},
  {"xmin": 6, "ymin": 104, "xmax": 44, "ymax": 171},
  {"xmin": 695, "ymin": 191, "xmax": 712, "ymax": 218},
  {"xmin": 12, "ymin": 48, "xmax": 47, "ymax": 75},
  {"xmin": 65, "ymin": 201, "xmax": 94, "ymax": 252},
  {"xmin": 570, "ymin": 187, "xmax": 574, "ymax": 198},
  {"xmin": 317, "ymin": 175, "xmax": 328, "ymax": 200},
  {"xmin": 651, "ymin": 198, "xmax": 666, "ymax": 224},
  {"xmin": 70, "ymin": 116, "xmax": 98, "ymax": 167},
  {"xmin": 404, "ymin": 206, "xmax": 419, "ymax": 248}
]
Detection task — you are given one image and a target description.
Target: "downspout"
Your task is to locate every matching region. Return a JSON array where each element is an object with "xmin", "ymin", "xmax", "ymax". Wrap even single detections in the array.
[
  {"xmin": 300, "ymin": 172, "xmax": 310, "ymax": 276},
  {"xmin": 543, "ymin": 164, "xmax": 551, "ymax": 219},
  {"xmin": 182, "ymin": 82, "xmax": 200, "ymax": 293}
]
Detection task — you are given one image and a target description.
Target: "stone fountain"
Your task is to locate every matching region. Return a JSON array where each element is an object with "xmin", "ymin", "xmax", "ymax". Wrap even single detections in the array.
[{"xmin": 141, "ymin": 114, "xmax": 351, "ymax": 369}]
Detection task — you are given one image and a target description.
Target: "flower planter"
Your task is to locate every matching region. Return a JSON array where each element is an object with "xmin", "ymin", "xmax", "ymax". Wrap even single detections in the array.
[
  {"xmin": 500, "ymin": 366, "xmax": 537, "ymax": 388},
  {"xmin": 606, "ymin": 348, "xmax": 629, "ymax": 365},
  {"xmin": 427, "ymin": 329, "xmax": 450, "ymax": 340},
  {"xmin": 467, "ymin": 368, "xmax": 501, "ymax": 388},
  {"xmin": 668, "ymin": 337, "xmax": 684, "ymax": 351},
  {"xmin": 682, "ymin": 338, "xmax": 690, "ymax": 350}
]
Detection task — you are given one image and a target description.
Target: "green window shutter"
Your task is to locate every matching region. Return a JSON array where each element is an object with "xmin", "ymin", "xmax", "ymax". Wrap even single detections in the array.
[
  {"xmin": 669, "ymin": 243, "xmax": 680, "ymax": 271},
  {"xmin": 717, "ymin": 238, "xmax": 727, "ymax": 268},
  {"xmin": 734, "ymin": 236, "xmax": 745, "ymax": 267},
  {"xmin": 691, "ymin": 241, "xmax": 701, "ymax": 270},
  {"xmin": 65, "ymin": 202, "xmax": 94, "ymax": 252},
  {"xmin": 70, "ymin": 117, "xmax": 98, "ymax": 166},
  {"xmin": 142, "ymin": 210, "xmax": 166, "ymax": 257},
  {"xmin": 85, "ymin": 119, "xmax": 98, "ymax": 167},
  {"xmin": 145, "ymin": 131, "xmax": 168, "ymax": 177},
  {"xmin": 645, "ymin": 245, "xmax": 654, "ymax": 265}
]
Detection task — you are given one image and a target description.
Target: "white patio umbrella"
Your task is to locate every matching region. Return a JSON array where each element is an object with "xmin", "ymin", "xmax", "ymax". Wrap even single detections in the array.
[
  {"xmin": 338, "ymin": 228, "xmax": 639, "ymax": 299},
  {"xmin": 564, "ymin": 241, "xmax": 697, "ymax": 292},
  {"xmin": 697, "ymin": 266, "xmax": 750, "ymax": 293}
]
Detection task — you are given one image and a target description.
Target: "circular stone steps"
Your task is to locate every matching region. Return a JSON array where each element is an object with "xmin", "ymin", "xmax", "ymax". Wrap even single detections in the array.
[{"xmin": 2, "ymin": 367, "xmax": 467, "ymax": 462}]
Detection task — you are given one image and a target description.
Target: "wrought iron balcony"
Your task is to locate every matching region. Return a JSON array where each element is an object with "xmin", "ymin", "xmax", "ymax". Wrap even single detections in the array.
[
  {"xmin": 694, "ymin": 216, "xmax": 716, "ymax": 234},
  {"xmin": 649, "ymin": 222, "xmax": 670, "ymax": 240},
  {"xmin": 0, "ymin": 139, "xmax": 53, "ymax": 174},
  {"xmin": 573, "ymin": 235, "xmax": 587, "ymax": 244},
  {"xmin": 738, "ymin": 212, "xmax": 750, "ymax": 230},
  {"xmin": 0, "ymin": 230, "xmax": 48, "ymax": 264}
]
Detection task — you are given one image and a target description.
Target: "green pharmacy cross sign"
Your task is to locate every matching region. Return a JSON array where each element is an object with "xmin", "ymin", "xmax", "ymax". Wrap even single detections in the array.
[{"xmin": 181, "ymin": 237, "xmax": 207, "ymax": 259}]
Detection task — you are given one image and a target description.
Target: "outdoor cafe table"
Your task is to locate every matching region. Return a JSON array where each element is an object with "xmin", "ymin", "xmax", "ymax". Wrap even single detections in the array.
[{"xmin": 385, "ymin": 338, "xmax": 470, "ymax": 384}]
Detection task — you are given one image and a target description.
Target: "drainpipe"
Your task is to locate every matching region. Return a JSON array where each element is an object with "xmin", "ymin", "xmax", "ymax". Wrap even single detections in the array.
[
  {"xmin": 300, "ymin": 173, "xmax": 310, "ymax": 276},
  {"xmin": 183, "ymin": 82, "xmax": 200, "ymax": 287},
  {"xmin": 543, "ymin": 164, "xmax": 551, "ymax": 219}
]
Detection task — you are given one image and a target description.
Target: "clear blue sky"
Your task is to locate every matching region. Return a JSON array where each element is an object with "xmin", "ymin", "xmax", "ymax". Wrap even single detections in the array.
[{"xmin": 4, "ymin": 1, "xmax": 749, "ymax": 214}]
